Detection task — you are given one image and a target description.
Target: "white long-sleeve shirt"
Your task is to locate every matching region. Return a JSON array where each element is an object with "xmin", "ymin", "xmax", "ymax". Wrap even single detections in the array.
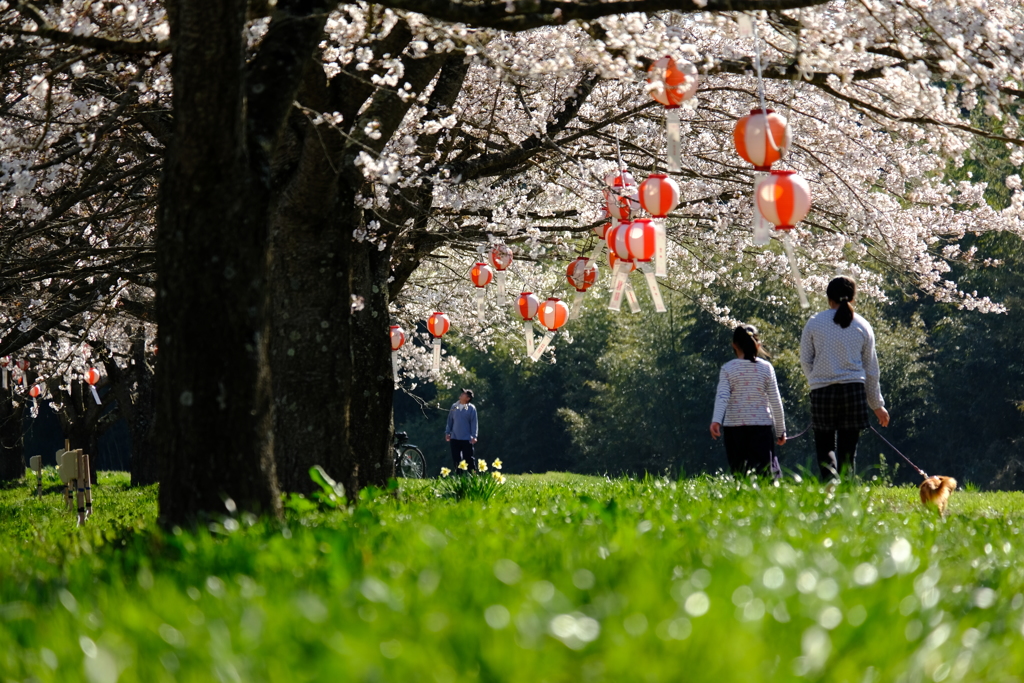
[
  {"xmin": 800, "ymin": 310, "xmax": 884, "ymax": 409},
  {"xmin": 712, "ymin": 358, "xmax": 786, "ymax": 435}
]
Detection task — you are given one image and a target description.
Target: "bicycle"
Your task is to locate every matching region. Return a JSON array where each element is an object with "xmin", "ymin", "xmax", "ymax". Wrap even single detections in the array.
[{"xmin": 393, "ymin": 431, "xmax": 427, "ymax": 479}]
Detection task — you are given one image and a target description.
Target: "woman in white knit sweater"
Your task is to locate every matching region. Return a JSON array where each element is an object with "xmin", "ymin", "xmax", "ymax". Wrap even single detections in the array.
[
  {"xmin": 710, "ymin": 325, "xmax": 786, "ymax": 477},
  {"xmin": 800, "ymin": 276, "xmax": 891, "ymax": 479}
]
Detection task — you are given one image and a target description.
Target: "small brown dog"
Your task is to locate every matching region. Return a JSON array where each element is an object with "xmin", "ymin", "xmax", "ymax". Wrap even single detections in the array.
[{"xmin": 920, "ymin": 476, "xmax": 957, "ymax": 515}]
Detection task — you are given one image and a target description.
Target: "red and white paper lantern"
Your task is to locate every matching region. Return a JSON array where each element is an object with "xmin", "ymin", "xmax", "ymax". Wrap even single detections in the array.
[
  {"xmin": 614, "ymin": 219, "xmax": 666, "ymax": 312},
  {"xmin": 605, "ymin": 224, "xmax": 642, "ymax": 314},
  {"xmin": 488, "ymin": 245, "xmax": 513, "ymax": 305},
  {"xmin": 756, "ymin": 170, "xmax": 812, "ymax": 309},
  {"xmin": 639, "ymin": 173, "xmax": 676, "ymax": 277},
  {"xmin": 427, "ymin": 311, "xmax": 450, "ymax": 373},
  {"xmin": 389, "ymin": 325, "xmax": 405, "ymax": 383},
  {"xmin": 29, "ymin": 382, "xmax": 44, "ymax": 418},
  {"xmin": 647, "ymin": 56, "xmax": 699, "ymax": 172},
  {"xmin": 530, "ymin": 298, "xmax": 570, "ymax": 362},
  {"xmin": 734, "ymin": 108, "xmax": 792, "ymax": 245},
  {"xmin": 84, "ymin": 367, "xmax": 102, "ymax": 405},
  {"xmin": 566, "ymin": 257, "xmax": 599, "ymax": 319},
  {"xmin": 603, "ymin": 170, "xmax": 640, "ymax": 223},
  {"xmin": 516, "ymin": 292, "xmax": 540, "ymax": 356},
  {"xmin": 469, "ymin": 262, "xmax": 494, "ymax": 321}
]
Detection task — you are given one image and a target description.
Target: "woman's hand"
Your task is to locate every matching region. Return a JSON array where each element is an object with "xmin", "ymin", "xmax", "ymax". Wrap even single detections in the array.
[
  {"xmin": 709, "ymin": 422, "xmax": 721, "ymax": 439},
  {"xmin": 874, "ymin": 407, "xmax": 890, "ymax": 427}
]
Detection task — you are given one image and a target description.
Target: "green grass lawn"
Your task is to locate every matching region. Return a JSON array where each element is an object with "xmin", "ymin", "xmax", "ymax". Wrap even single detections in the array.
[{"xmin": 2, "ymin": 469, "xmax": 1024, "ymax": 682}]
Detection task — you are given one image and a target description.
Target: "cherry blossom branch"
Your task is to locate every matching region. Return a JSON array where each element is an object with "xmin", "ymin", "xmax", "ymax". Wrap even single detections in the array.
[{"xmin": 379, "ymin": 0, "xmax": 832, "ymax": 31}]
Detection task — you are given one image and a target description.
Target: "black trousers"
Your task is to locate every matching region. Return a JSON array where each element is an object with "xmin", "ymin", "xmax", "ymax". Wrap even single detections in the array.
[
  {"xmin": 814, "ymin": 429, "xmax": 861, "ymax": 479},
  {"xmin": 722, "ymin": 425, "xmax": 779, "ymax": 478},
  {"xmin": 450, "ymin": 439, "xmax": 476, "ymax": 471}
]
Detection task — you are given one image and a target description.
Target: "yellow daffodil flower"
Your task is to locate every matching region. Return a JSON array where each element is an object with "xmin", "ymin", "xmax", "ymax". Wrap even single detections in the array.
[
  {"xmin": 492, "ymin": 458, "xmax": 503, "ymax": 470},
  {"xmin": 440, "ymin": 467, "xmax": 451, "ymax": 478},
  {"xmin": 477, "ymin": 459, "xmax": 488, "ymax": 472},
  {"xmin": 458, "ymin": 460, "xmax": 468, "ymax": 470}
]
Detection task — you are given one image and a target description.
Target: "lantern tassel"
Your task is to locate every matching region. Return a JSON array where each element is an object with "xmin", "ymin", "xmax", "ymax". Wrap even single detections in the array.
[
  {"xmin": 654, "ymin": 221, "xmax": 668, "ymax": 277},
  {"xmin": 432, "ymin": 338, "xmax": 442, "ymax": 373},
  {"xmin": 607, "ymin": 262, "xmax": 630, "ymax": 312},
  {"xmin": 782, "ymin": 233, "xmax": 810, "ymax": 309},
  {"xmin": 495, "ymin": 271, "xmax": 506, "ymax": 307},
  {"xmin": 31, "ymin": 397, "xmax": 38, "ymax": 419},
  {"xmin": 752, "ymin": 172, "xmax": 772, "ymax": 246},
  {"xmin": 523, "ymin": 321, "xmax": 535, "ymax": 357},
  {"xmin": 475, "ymin": 290, "xmax": 486, "ymax": 322},
  {"xmin": 641, "ymin": 263, "xmax": 667, "ymax": 313},
  {"xmin": 588, "ymin": 240, "xmax": 605, "ymax": 265},
  {"xmin": 625, "ymin": 282, "xmax": 642, "ymax": 313},
  {"xmin": 665, "ymin": 107, "xmax": 682, "ymax": 173},
  {"xmin": 530, "ymin": 330, "xmax": 557, "ymax": 362},
  {"xmin": 391, "ymin": 350, "xmax": 400, "ymax": 384},
  {"xmin": 570, "ymin": 291, "xmax": 585, "ymax": 320},
  {"xmin": 89, "ymin": 384, "xmax": 102, "ymax": 406}
]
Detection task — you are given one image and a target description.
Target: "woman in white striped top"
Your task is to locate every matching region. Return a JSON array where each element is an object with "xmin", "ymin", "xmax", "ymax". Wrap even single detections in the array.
[{"xmin": 710, "ymin": 325, "xmax": 787, "ymax": 476}]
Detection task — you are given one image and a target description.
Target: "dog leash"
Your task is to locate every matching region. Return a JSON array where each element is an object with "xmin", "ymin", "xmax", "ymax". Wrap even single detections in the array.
[
  {"xmin": 784, "ymin": 424, "xmax": 810, "ymax": 440},
  {"xmin": 869, "ymin": 425, "xmax": 928, "ymax": 479}
]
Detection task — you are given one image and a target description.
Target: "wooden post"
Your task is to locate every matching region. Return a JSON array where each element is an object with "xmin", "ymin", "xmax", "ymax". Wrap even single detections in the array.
[
  {"xmin": 29, "ymin": 455, "xmax": 42, "ymax": 497},
  {"xmin": 82, "ymin": 453, "xmax": 92, "ymax": 519},
  {"xmin": 76, "ymin": 450, "xmax": 86, "ymax": 526}
]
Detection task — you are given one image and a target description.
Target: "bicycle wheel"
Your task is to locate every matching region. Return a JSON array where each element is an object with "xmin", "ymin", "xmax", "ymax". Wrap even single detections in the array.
[{"xmin": 397, "ymin": 446, "xmax": 426, "ymax": 479}]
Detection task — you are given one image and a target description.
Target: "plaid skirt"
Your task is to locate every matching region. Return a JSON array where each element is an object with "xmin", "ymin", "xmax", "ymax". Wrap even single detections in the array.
[{"xmin": 810, "ymin": 382, "xmax": 870, "ymax": 431}]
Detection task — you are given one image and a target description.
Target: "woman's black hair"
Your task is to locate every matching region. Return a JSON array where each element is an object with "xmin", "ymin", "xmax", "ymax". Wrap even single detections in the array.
[
  {"xmin": 733, "ymin": 325, "xmax": 760, "ymax": 363},
  {"xmin": 826, "ymin": 276, "xmax": 856, "ymax": 328}
]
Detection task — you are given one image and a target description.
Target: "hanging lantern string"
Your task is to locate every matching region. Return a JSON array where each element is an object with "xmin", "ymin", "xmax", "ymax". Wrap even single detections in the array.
[{"xmin": 751, "ymin": 16, "xmax": 781, "ymax": 155}]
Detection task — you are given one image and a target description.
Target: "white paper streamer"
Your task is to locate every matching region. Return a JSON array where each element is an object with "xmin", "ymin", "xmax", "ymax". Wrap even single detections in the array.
[
  {"xmin": 523, "ymin": 320, "xmax": 535, "ymax": 357},
  {"xmin": 1, "ymin": 368, "xmax": 7, "ymax": 390},
  {"xmin": 654, "ymin": 221, "xmax": 668, "ymax": 277},
  {"xmin": 391, "ymin": 350, "xmax": 400, "ymax": 384},
  {"xmin": 570, "ymin": 291, "xmax": 586, "ymax": 319},
  {"xmin": 753, "ymin": 171, "xmax": 772, "ymax": 246},
  {"xmin": 625, "ymin": 283, "xmax": 641, "ymax": 313},
  {"xmin": 608, "ymin": 262, "xmax": 630, "ymax": 312},
  {"xmin": 432, "ymin": 338, "xmax": 442, "ymax": 373},
  {"xmin": 666, "ymin": 108, "xmax": 682, "ymax": 173},
  {"xmin": 782, "ymin": 232, "xmax": 810, "ymax": 309},
  {"xmin": 641, "ymin": 263, "xmax": 667, "ymax": 312},
  {"xmin": 89, "ymin": 385, "xmax": 102, "ymax": 405},
  {"xmin": 495, "ymin": 271, "xmax": 507, "ymax": 307},
  {"xmin": 475, "ymin": 290, "xmax": 486, "ymax": 322},
  {"xmin": 530, "ymin": 330, "xmax": 557, "ymax": 362}
]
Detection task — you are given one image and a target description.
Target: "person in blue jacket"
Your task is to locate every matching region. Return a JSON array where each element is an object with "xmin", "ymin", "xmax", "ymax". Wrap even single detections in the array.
[{"xmin": 445, "ymin": 389, "xmax": 478, "ymax": 472}]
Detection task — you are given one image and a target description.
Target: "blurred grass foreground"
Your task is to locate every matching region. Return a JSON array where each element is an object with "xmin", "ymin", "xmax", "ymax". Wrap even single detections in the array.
[{"xmin": 2, "ymin": 471, "xmax": 1024, "ymax": 682}]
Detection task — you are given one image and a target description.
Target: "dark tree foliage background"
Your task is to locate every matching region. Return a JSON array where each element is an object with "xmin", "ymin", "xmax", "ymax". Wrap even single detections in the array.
[{"xmin": 397, "ymin": 230, "xmax": 1024, "ymax": 488}]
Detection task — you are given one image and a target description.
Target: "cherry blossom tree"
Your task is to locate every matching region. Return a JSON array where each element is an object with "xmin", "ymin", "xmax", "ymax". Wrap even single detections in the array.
[{"xmin": 0, "ymin": 0, "xmax": 1021, "ymax": 521}]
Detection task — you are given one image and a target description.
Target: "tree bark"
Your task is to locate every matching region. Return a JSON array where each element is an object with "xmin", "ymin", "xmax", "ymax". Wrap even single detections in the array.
[
  {"xmin": 0, "ymin": 390, "xmax": 24, "ymax": 481},
  {"xmin": 346, "ymin": 239, "xmax": 396, "ymax": 490},
  {"xmin": 156, "ymin": 0, "xmax": 280, "ymax": 524}
]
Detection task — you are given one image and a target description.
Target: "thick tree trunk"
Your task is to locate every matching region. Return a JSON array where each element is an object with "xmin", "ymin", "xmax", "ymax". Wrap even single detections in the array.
[
  {"xmin": 0, "ymin": 392, "xmax": 24, "ymax": 481},
  {"xmin": 104, "ymin": 333, "xmax": 157, "ymax": 486},
  {"xmin": 346, "ymin": 240, "xmax": 395, "ymax": 489},
  {"xmin": 156, "ymin": 0, "xmax": 280, "ymax": 524},
  {"xmin": 269, "ymin": 200, "xmax": 354, "ymax": 494}
]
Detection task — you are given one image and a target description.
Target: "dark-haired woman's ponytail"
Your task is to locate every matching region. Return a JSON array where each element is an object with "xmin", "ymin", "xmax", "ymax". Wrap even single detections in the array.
[
  {"xmin": 733, "ymin": 326, "xmax": 759, "ymax": 362},
  {"xmin": 833, "ymin": 297, "xmax": 854, "ymax": 328},
  {"xmin": 826, "ymin": 276, "xmax": 856, "ymax": 329}
]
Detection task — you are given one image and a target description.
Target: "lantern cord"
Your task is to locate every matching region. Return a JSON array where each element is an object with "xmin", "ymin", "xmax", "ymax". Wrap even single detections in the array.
[{"xmin": 751, "ymin": 16, "xmax": 780, "ymax": 154}]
